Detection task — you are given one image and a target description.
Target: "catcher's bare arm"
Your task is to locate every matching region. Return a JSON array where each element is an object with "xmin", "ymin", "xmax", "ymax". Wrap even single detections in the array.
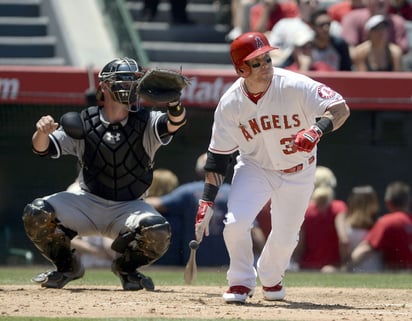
[{"xmin": 32, "ymin": 115, "xmax": 58, "ymax": 154}]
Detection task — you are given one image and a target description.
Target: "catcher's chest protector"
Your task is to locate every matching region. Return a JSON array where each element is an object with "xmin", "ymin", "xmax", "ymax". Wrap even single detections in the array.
[{"xmin": 81, "ymin": 106, "xmax": 153, "ymax": 201}]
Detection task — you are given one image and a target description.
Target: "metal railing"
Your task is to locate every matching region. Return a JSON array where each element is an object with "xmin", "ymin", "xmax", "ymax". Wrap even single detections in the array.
[{"xmin": 99, "ymin": 0, "xmax": 149, "ymax": 65}]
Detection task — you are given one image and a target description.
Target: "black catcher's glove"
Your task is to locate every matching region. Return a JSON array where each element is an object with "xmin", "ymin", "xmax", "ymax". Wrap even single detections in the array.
[{"xmin": 135, "ymin": 68, "xmax": 190, "ymax": 104}]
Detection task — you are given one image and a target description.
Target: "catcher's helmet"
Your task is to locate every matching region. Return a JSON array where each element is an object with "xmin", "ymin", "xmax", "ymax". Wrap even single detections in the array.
[
  {"xmin": 98, "ymin": 57, "xmax": 143, "ymax": 104},
  {"xmin": 230, "ymin": 32, "xmax": 277, "ymax": 77}
]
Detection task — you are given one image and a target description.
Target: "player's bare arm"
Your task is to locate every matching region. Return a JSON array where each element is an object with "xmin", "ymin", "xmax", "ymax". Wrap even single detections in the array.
[
  {"xmin": 195, "ymin": 152, "xmax": 231, "ymax": 242},
  {"xmin": 343, "ymin": 240, "xmax": 374, "ymax": 271},
  {"xmin": 294, "ymin": 102, "xmax": 350, "ymax": 153},
  {"xmin": 32, "ymin": 115, "xmax": 58, "ymax": 153},
  {"xmin": 322, "ymin": 102, "xmax": 350, "ymax": 131},
  {"xmin": 205, "ymin": 171, "xmax": 225, "ymax": 187}
]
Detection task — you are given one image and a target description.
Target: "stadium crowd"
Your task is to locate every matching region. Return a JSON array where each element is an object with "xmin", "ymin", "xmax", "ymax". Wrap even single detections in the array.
[{"xmin": 221, "ymin": 0, "xmax": 412, "ymax": 71}]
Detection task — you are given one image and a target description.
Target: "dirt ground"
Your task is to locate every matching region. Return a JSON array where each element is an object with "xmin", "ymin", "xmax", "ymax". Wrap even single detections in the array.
[{"xmin": 1, "ymin": 284, "xmax": 411, "ymax": 321}]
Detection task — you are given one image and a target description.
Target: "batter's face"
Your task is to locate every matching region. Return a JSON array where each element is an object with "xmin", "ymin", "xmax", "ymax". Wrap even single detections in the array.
[{"xmin": 245, "ymin": 53, "xmax": 274, "ymax": 81}]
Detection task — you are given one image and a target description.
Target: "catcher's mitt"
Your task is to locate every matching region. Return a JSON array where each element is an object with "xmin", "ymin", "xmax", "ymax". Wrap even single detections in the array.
[{"xmin": 135, "ymin": 68, "xmax": 190, "ymax": 104}]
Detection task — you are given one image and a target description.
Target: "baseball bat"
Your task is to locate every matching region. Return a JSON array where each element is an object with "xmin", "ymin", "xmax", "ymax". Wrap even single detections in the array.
[{"xmin": 183, "ymin": 240, "xmax": 199, "ymax": 285}]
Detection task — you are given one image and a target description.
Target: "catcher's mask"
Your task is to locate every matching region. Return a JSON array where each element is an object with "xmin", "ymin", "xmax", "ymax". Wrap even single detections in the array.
[
  {"xmin": 230, "ymin": 32, "xmax": 277, "ymax": 77},
  {"xmin": 97, "ymin": 57, "xmax": 143, "ymax": 110}
]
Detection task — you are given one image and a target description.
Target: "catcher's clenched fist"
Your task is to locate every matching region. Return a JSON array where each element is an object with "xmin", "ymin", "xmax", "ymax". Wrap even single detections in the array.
[
  {"xmin": 33, "ymin": 115, "xmax": 59, "ymax": 155},
  {"xmin": 36, "ymin": 115, "xmax": 59, "ymax": 135}
]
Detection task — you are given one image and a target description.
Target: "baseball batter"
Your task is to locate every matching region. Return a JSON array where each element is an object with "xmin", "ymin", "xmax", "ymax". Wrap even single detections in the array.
[
  {"xmin": 194, "ymin": 32, "xmax": 350, "ymax": 304},
  {"xmin": 22, "ymin": 57, "xmax": 187, "ymax": 290}
]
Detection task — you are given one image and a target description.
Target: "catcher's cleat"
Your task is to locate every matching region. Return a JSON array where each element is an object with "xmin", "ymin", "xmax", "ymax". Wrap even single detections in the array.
[
  {"xmin": 262, "ymin": 282, "xmax": 286, "ymax": 301},
  {"xmin": 223, "ymin": 285, "xmax": 254, "ymax": 304},
  {"xmin": 112, "ymin": 267, "xmax": 155, "ymax": 291},
  {"xmin": 31, "ymin": 265, "xmax": 85, "ymax": 289}
]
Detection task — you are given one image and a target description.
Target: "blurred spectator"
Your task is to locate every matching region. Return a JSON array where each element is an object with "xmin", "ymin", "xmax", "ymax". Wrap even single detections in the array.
[
  {"xmin": 251, "ymin": 200, "xmax": 272, "ymax": 260},
  {"xmin": 351, "ymin": 15, "xmax": 404, "ymax": 71},
  {"xmin": 249, "ymin": 0, "xmax": 299, "ymax": 34},
  {"xmin": 292, "ymin": 166, "xmax": 348, "ymax": 272},
  {"xmin": 255, "ymin": 200, "xmax": 272, "ymax": 240},
  {"xmin": 146, "ymin": 168, "xmax": 179, "ymax": 198},
  {"xmin": 389, "ymin": 0, "xmax": 412, "ymax": 20},
  {"xmin": 71, "ymin": 236, "xmax": 116, "ymax": 268},
  {"xmin": 146, "ymin": 153, "xmax": 232, "ymax": 266},
  {"xmin": 225, "ymin": 0, "xmax": 259, "ymax": 42},
  {"xmin": 328, "ymin": 0, "xmax": 365, "ymax": 23},
  {"xmin": 310, "ymin": 9, "xmax": 353, "ymax": 70},
  {"xmin": 141, "ymin": 0, "xmax": 194, "ymax": 24},
  {"xmin": 268, "ymin": 0, "xmax": 318, "ymax": 65},
  {"xmin": 214, "ymin": 0, "xmax": 233, "ymax": 27},
  {"xmin": 314, "ymin": 165, "xmax": 337, "ymax": 188},
  {"xmin": 284, "ymin": 29, "xmax": 337, "ymax": 71},
  {"xmin": 341, "ymin": 0, "xmax": 409, "ymax": 56},
  {"xmin": 335, "ymin": 185, "xmax": 383, "ymax": 272},
  {"xmin": 346, "ymin": 181, "xmax": 412, "ymax": 270},
  {"xmin": 267, "ymin": 0, "xmax": 341, "ymax": 66}
]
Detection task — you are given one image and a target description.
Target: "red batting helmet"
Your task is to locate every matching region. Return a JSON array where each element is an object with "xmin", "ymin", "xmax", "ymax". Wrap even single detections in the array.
[{"xmin": 230, "ymin": 32, "xmax": 277, "ymax": 77}]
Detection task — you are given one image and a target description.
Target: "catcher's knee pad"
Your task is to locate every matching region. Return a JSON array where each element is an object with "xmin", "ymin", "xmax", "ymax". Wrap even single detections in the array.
[
  {"xmin": 136, "ymin": 215, "xmax": 171, "ymax": 258},
  {"xmin": 112, "ymin": 215, "xmax": 171, "ymax": 262},
  {"xmin": 22, "ymin": 198, "xmax": 58, "ymax": 242},
  {"xmin": 22, "ymin": 198, "xmax": 74, "ymax": 271}
]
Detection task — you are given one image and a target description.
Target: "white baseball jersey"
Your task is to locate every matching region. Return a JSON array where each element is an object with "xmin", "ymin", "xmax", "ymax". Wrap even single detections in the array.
[{"xmin": 209, "ymin": 67, "xmax": 345, "ymax": 171}]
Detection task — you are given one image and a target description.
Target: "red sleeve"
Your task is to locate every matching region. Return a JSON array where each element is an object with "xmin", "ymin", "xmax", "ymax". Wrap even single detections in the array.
[
  {"xmin": 327, "ymin": 2, "xmax": 351, "ymax": 23},
  {"xmin": 366, "ymin": 216, "xmax": 390, "ymax": 251},
  {"xmin": 331, "ymin": 200, "xmax": 348, "ymax": 217},
  {"xmin": 280, "ymin": 2, "xmax": 299, "ymax": 18}
]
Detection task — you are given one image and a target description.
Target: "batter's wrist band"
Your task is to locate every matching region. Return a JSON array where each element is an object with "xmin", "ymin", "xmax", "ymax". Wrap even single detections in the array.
[
  {"xmin": 202, "ymin": 183, "xmax": 219, "ymax": 202},
  {"xmin": 314, "ymin": 117, "xmax": 333, "ymax": 135},
  {"xmin": 167, "ymin": 102, "xmax": 184, "ymax": 117}
]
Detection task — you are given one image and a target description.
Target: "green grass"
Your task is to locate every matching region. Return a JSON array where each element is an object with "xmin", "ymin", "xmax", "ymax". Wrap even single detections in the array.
[
  {"xmin": 0, "ymin": 266, "xmax": 411, "ymax": 288},
  {"xmin": 0, "ymin": 266, "xmax": 411, "ymax": 321}
]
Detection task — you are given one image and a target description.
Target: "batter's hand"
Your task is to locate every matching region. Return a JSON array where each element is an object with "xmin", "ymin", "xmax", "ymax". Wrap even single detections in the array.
[
  {"xmin": 36, "ymin": 115, "xmax": 59, "ymax": 135},
  {"xmin": 195, "ymin": 200, "xmax": 214, "ymax": 243},
  {"xmin": 294, "ymin": 125, "xmax": 322, "ymax": 152}
]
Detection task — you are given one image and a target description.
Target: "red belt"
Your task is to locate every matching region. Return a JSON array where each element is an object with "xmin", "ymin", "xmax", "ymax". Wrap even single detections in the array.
[{"xmin": 281, "ymin": 155, "xmax": 315, "ymax": 174}]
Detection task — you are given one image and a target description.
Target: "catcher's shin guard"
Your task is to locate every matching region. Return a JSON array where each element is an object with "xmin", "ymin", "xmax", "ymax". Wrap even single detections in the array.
[
  {"xmin": 111, "ymin": 215, "xmax": 170, "ymax": 291},
  {"xmin": 112, "ymin": 215, "xmax": 171, "ymax": 267},
  {"xmin": 22, "ymin": 198, "xmax": 77, "ymax": 272}
]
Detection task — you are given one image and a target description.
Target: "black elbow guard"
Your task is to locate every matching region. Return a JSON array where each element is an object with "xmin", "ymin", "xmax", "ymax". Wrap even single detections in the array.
[
  {"xmin": 60, "ymin": 112, "xmax": 84, "ymax": 139},
  {"xmin": 204, "ymin": 151, "xmax": 231, "ymax": 176}
]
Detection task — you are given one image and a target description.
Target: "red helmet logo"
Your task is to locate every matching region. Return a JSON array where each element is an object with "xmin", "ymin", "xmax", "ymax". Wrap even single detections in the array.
[{"xmin": 230, "ymin": 32, "xmax": 277, "ymax": 68}]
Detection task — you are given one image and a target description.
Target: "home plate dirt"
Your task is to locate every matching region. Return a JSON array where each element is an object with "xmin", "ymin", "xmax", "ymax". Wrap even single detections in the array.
[{"xmin": 1, "ymin": 285, "xmax": 410, "ymax": 321}]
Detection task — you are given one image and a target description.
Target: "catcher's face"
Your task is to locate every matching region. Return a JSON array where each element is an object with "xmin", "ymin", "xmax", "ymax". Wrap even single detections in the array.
[{"xmin": 106, "ymin": 73, "xmax": 139, "ymax": 105}]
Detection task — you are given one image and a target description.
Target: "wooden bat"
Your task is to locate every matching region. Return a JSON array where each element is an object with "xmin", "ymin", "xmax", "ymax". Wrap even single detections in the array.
[{"xmin": 184, "ymin": 240, "xmax": 199, "ymax": 285}]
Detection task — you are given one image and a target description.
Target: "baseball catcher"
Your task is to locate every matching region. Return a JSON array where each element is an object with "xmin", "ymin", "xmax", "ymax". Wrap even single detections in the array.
[{"xmin": 22, "ymin": 57, "xmax": 188, "ymax": 291}]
